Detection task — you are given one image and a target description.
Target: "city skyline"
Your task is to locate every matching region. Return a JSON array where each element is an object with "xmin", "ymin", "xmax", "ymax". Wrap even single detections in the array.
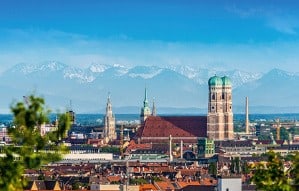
[{"xmin": 1, "ymin": 1, "xmax": 299, "ymax": 74}]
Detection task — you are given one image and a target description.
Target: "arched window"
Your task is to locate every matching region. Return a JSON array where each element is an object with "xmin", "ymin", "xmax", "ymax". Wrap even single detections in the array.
[{"xmin": 212, "ymin": 94, "xmax": 215, "ymax": 100}]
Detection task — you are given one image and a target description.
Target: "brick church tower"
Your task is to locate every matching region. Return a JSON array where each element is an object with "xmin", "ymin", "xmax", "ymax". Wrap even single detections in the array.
[{"xmin": 207, "ymin": 76, "xmax": 234, "ymax": 140}]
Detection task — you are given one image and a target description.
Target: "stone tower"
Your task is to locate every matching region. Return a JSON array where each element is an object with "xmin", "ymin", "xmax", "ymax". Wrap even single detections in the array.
[
  {"xmin": 140, "ymin": 88, "xmax": 151, "ymax": 124},
  {"xmin": 103, "ymin": 93, "xmax": 117, "ymax": 142},
  {"xmin": 207, "ymin": 76, "xmax": 234, "ymax": 140}
]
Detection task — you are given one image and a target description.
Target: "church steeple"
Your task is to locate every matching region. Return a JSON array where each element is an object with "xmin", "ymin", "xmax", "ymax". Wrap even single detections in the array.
[
  {"xmin": 144, "ymin": 88, "xmax": 149, "ymax": 107},
  {"xmin": 140, "ymin": 87, "xmax": 151, "ymax": 125},
  {"xmin": 106, "ymin": 92, "xmax": 113, "ymax": 116},
  {"xmin": 103, "ymin": 93, "xmax": 116, "ymax": 142}
]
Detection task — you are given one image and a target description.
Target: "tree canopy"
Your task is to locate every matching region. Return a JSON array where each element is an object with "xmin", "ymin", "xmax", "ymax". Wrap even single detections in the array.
[
  {"xmin": 0, "ymin": 95, "xmax": 70, "ymax": 191},
  {"xmin": 251, "ymin": 151, "xmax": 299, "ymax": 191}
]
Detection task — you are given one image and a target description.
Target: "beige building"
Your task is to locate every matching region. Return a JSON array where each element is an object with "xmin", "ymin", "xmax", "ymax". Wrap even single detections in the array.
[{"xmin": 103, "ymin": 94, "xmax": 117, "ymax": 142}]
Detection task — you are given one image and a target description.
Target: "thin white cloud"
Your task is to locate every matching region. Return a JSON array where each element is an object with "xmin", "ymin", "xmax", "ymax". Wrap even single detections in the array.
[
  {"xmin": 225, "ymin": 4, "xmax": 299, "ymax": 35},
  {"xmin": 267, "ymin": 16, "xmax": 298, "ymax": 35}
]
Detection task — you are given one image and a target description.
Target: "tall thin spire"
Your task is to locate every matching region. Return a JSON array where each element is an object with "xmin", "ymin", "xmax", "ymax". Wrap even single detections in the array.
[
  {"xmin": 107, "ymin": 92, "xmax": 111, "ymax": 104},
  {"xmin": 106, "ymin": 92, "xmax": 113, "ymax": 116},
  {"xmin": 140, "ymin": 87, "xmax": 151, "ymax": 124},
  {"xmin": 144, "ymin": 87, "xmax": 148, "ymax": 107},
  {"xmin": 245, "ymin": 97, "xmax": 249, "ymax": 134}
]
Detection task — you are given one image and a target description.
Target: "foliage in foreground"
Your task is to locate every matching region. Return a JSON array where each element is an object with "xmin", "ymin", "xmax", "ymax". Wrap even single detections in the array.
[
  {"xmin": 0, "ymin": 95, "xmax": 70, "ymax": 191},
  {"xmin": 251, "ymin": 151, "xmax": 299, "ymax": 191}
]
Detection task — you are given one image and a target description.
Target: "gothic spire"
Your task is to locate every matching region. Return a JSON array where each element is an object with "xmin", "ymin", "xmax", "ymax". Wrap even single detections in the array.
[
  {"xmin": 106, "ymin": 92, "xmax": 113, "ymax": 116},
  {"xmin": 143, "ymin": 87, "xmax": 149, "ymax": 107},
  {"xmin": 107, "ymin": 92, "xmax": 111, "ymax": 104}
]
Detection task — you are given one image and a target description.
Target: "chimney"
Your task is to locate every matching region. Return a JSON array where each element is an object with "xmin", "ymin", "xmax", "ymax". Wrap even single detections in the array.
[
  {"xmin": 276, "ymin": 118, "xmax": 281, "ymax": 140},
  {"xmin": 245, "ymin": 97, "xmax": 249, "ymax": 134},
  {"xmin": 169, "ymin": 135, "xmax": 173, "ymax": 162},
  {"xmin": 180, "ymin": 140, "xmax": 183, "ymax": 159}
]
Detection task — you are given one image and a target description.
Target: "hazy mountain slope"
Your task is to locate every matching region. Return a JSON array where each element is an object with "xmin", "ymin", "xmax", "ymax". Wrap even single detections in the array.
[{"xmin": 0, "ymin": 62, "xmax": 298, "ymax": 113}]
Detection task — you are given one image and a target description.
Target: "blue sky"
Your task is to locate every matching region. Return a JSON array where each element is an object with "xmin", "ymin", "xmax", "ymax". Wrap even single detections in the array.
[{"xmin": 1, "ymin": 0, "xmax": 299, "ymax": 73}]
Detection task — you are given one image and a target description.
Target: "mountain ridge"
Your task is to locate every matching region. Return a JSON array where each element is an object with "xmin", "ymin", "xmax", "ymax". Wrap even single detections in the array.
[{"xmin": 0, "ymin": 62, "xmax": 298, "ymax": 114}]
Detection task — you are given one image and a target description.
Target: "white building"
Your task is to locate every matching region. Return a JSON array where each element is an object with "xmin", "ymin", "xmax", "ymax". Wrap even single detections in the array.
[{"xmin": 217, "ymin": 175, "xmax": 242, "ymax": 191}]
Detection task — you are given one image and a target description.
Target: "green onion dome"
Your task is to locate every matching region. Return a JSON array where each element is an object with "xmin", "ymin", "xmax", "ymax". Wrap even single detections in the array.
[
  {"xmin": 222, "ymin": 76, "xmax": 232, "ymax": 86},
  {"xmin": 208, "ymin": 75, "xmax": 223, "ymax": 86}
]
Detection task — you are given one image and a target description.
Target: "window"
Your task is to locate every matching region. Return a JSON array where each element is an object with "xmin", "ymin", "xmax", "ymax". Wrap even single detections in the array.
[{"xmin": 212, "ymin": 94, "xmax": 215, "ymax": 100}]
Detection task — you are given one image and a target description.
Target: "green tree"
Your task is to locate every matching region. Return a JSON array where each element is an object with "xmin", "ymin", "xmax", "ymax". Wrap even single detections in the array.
[
  {"xmin": 251, "ymin": 151, "xmax": 293, "ymax": 191},
  {"xmin": 208, "ymin": 162, "xmax": 217, "ymax": 177},
  {"xmin": 235, "ymin": 157, "xmax": 240, "ymax": 174},
  {"xmin": 258, "ymin": 135, "xmax": 270, "ymax": 140},
  {"xmin": 289, "ymin": 127, "xmax": 299, "ymax": 135},
  {"xmin": 229, "ymin": 157, "xmax": 241, "ymax": 174},
  {"xmin": 101, "ymin": 146, "xmax": 120, "ymax": 154},
  {"xmin": 280, "ymin": 127, "xmax": 289, "ymax": 141},
  {"xmin": 130, "ymin": 177, "xmax": 147, "ymax": 185},
  {"xmin": 241, "ymin": 161, "xmax": 250, "ymax": 174},
  {"xmin": 290, "ymin": 152, "xmax": 299, "ymax": 187},
  {"xmin": 229, "ymin": 157, "xmax": 235, "ymax": 174},
  {"xmin": 0, "ymin": 95, "xmax": 70, "ymax": 191}
]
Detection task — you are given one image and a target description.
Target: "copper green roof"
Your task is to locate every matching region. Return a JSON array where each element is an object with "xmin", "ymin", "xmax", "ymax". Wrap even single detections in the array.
[
  {"xmin": 208, "ymin": 75, "xmax": 223, "ymax": 86},
  {"xmin": 222, "ymin": 76, "xmax": 232, "ymax": 86}
]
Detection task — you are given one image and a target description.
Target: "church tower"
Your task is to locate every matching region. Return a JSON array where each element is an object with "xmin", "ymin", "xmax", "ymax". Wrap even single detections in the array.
[
  {"xmin": 222, "ymin": 76, "xmax": 234, "ymax": 139},
  {"xmin": 207, "ymin": 76, "xmax": 234, "ymax": 140},
  {"xmin": 103, "ymin": 93, "xmax": 117, "ymax": 142},
  {"xmin": 140, "ymin": 88, "xmax": 151, "ymax": 124}
]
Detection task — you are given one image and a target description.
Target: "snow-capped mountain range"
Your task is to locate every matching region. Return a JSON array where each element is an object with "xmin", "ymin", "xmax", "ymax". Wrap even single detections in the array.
[
  {"xmin": 0, "ymin": 61, "xmax": 298, "ymax": 114},
  {"xmin": 6, "ymin": 61, "xmax": 262, "ymax": 86}
]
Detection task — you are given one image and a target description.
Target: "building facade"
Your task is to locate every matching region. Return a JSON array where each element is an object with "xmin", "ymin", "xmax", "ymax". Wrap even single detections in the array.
[
  {"xmin": 103, "ymin": 94, "xmax": 117, "ymax": 142},
  {"xmin": 207, "ymin": 76, "xmax": 234, "ymax": 140},
  {"xmin": 198, "ymin": 138, "xmax": 215, "ymax": 158}
]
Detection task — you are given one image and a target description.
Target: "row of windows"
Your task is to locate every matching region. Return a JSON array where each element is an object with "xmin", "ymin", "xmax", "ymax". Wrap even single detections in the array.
[
  {"xmin": 211, "ymin": 93, "xmax": 231, "ymax": 100},
  {"xmin": 210, "ymin": 105, "xmax": 232, "ymax": 111}
]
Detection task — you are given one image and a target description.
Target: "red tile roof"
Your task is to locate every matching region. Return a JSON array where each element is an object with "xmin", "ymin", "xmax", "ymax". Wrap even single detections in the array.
[
  {"xmin": 155, "ymin": 181, "xmax": 175, "ymax": 190},
  {"xmin": 136, "ymin": 116, "xmax": 207, "ymax": 143},
  {"xmin": 177, "ymin": 181, "xmax": 200, "ymax": 188},
  {"xmin": 107, "ymin": 176, "xmax": 121, "ymax": 183},
  {"xmin": 139, "ymin": 183, "xmax": 159, "ymax": 191},
  {"xmin": 126, "ymin": 140, "xmax": 152, "ymax": 153}
]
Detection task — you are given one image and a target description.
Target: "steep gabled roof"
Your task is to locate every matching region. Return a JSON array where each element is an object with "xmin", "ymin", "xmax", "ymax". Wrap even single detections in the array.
[
  {"xmin": 136, "ymin": 116, "xmax": 207, "ymax": 139},
  {"xmin": 24, "ymin": 180, "xmax": 61, "ymax": 191}
]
